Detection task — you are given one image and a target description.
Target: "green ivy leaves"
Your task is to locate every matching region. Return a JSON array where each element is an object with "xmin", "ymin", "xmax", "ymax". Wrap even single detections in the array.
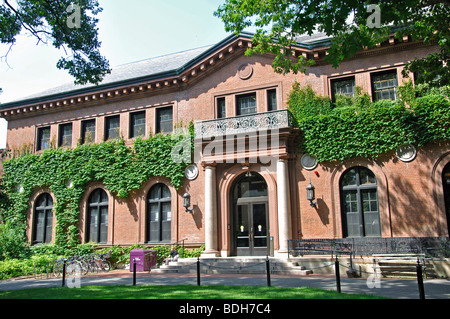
[
  {"xmin": 1, "ymin": 129, "xmax": 192, "ymax": 251},
  {"xmin": 288, "ymin": 82, "xmax": 450, "ymax": 163}
]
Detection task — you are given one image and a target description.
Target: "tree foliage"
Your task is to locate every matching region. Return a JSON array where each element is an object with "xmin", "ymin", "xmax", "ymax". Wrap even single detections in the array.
[
  {"xmin": 215, "ymin": 0, "xmax": 450, "ymax": 86},
  {"xmin": 0, "ymin": 0, "xmax": 110, "ymax": 85}
]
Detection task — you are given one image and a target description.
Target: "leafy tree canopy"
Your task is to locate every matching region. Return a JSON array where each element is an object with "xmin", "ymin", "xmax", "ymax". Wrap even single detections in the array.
[
  {"xmin": 0, "ymin": 0, "xmax": 110, "ymax": 85},
  {"xmin": 215, "ymin": 0, "xmax": 449, "ymax": 87}
]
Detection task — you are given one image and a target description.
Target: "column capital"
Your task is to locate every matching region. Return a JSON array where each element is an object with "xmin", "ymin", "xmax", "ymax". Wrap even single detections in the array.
[{"xmin": 201, "ymin": 162, "xmax": 217, "ymax": 169}]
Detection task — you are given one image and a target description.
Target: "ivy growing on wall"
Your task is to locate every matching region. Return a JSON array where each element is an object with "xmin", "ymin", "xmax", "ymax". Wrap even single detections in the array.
[
  {"xmin": 0, "ymin": 125, "xmax": 193, "ymax": 253},
  {"xmin": 288, "ymin": 82, "xmax": 450, "ymax": 162}
]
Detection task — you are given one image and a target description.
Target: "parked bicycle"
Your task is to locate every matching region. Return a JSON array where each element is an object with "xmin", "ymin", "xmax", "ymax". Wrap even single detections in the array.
[{"xmin": 51, "ymin": 250, "xmax": 112, "ymax": 277}]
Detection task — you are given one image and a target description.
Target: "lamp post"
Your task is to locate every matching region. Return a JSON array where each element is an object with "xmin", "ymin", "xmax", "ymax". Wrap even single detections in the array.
[
  {"xmin": 306, "ymin": 180, "xmax": 317, "ymax": 208},
  {"xmin": 183, "ymin": 192, "xmax": 193, "ymax": 213}
]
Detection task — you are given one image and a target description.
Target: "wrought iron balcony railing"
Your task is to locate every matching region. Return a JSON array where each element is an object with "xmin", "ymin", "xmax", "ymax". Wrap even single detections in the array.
[{"xmin": 195, "ymin": 109, "xmax": 294, "ymax": 139}]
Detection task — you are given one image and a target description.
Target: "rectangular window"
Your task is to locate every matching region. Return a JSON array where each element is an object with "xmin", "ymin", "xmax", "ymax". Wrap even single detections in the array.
[
  {"xmin": 267, "ymin": 89, "xmax": 277, "ymax": 111},
  {"xmin": 217, "ymin": 97, "xmax": 226, "ymax": 119},
  {"xmin": 236, "ymin": 93, "xmax": 257, "ymax": 116},
  {"xmin": 37, "ymin": 127, "xmax": 51, "ymax": 151},
  {"xmin": 371, "ymin": 71, "xmax": 398, "ymax": 101},
  {"xmin": 105, "ymin": 115, "xmax": 120, "ymax": 140},
  {"xmin": 156, "ymin": 107, "xmax": 173, "ymax": 134},
  {"xmin": 81, "ymin": 119, "xmax": 96, "ymax": 144},
  {"xmin": 130, "ymin": 111, "xmax": 146, "ymax": 138},
  {"xmin": 331, "ymin": 77, "xmax": 356, "ymax": 101},
  {"xmin": 58, "ymin": 123, "xmax": 72, "ymax": 148}
]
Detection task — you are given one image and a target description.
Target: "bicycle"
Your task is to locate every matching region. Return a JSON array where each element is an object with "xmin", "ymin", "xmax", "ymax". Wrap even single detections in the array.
[{"xmin": 52, "ymin": 257, "xmax": 84, "ymax": 277}]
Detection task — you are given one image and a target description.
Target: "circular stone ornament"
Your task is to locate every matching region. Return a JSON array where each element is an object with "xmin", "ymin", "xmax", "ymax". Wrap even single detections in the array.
[
  {"xmin": 238, "ymin": 64, "xmax": 253, "ymax": 80},
  {"xmin": 301, "ymin": 154, "xmax": 318, "ymax": 170},
  {"xmin": 185, "ymin": 164, "xmax": 199, "ymax": 180},
  {"xmin": 396, "ymin": 144, "xmax": 417, "ymax": 162}
]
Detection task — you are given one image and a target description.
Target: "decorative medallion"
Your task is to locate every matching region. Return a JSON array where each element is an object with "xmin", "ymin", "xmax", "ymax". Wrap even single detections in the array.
[
  {"xmin": 301, "ymin": 154, "xmax": 318, "ymax": 170},
  {"xmin": 396, "ymin": 144, "xmax": 417, "ymax": 162},
  {"xmin": 185, "ymin": 164, "xmax": 199, "ymax": 181},
  {"xmin": 238, "ymin": 64, "xmax": 253, "ymax": 80}
]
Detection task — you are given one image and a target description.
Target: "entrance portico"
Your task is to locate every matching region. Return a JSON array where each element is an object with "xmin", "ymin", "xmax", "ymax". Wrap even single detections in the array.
[{"xmin": 195, "ymin": 109, "xmax": 296, "ymax": 258}]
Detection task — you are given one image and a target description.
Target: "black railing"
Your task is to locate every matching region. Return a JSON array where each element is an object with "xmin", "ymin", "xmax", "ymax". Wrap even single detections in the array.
[{"xmin": 288, "ymin": 237, "xmax": 450, "ymax": 258}]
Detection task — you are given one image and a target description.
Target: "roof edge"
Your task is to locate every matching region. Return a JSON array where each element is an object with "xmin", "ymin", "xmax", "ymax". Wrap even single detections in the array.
[{"xmin": 0, "ymin": 32, "xmax": 248, "ymax": 110}]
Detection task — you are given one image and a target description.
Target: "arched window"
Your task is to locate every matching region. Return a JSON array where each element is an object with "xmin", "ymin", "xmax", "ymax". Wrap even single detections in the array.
[
  {"xmin": 147, "ymin": 183, "xmax": 171, "ymax": 243},
  {"xmin": 340, "ymin": 167, "xmax": 381, "ymax": 238},
  {"xmin": 33, "ymin": 193, "xmax": 53, "ymax": 244},
  {"xmin": 87, "ymin": 189, "xmax": 109, "ymax": 244}
]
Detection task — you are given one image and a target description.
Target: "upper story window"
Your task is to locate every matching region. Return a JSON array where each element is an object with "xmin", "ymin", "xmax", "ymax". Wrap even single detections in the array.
[
  {"xmin": 37, "ymin": 127, "xmax": 51, "ymax": 151},
  {"xmin": 371, "ymin": 71, "xmax": 398, "ymax": 101},
  {"xmin": 130, "ymin": 111, "xmax": 146, "ymax": 138},
  {"xmin": 81, "ymin": 119, "xmax": 96, "ymax": 144},
  {"xmin": 217, "ymin": 97, "xmax": 226, "ymax": 119},
  {"xmin": 58, "ymin": 123, "xmax": 72, "ymax": 148},
  {"xmin": 331, "ymin": 77, "xmax": 356, "ymax": 101},
  {"xmin": 267, "ymin": 89, "xmax": 277, "ymax": 111},
  {"xmin": 105, "ymin": 115, "xmax": 120, "ymax": 140},
  {"xmin": 236, "ymin": 93, "xmax": 257, "ymax": 116},
  {"xmin": 156, "ymin": 106, "xmax": 173, "ymax": 134}
]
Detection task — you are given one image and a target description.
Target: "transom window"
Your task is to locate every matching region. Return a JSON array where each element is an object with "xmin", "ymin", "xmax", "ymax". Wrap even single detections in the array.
[
  {"xmin": 33, "ymin": 193, "xmax": 53, "ymax": 244},
  {"xmin": 87, "ymin": 189, "xmax": 109, "ymax": 244},
  {"xmin": 371, "ymin": 71, "xmax": 398, "ymax": 101},
  {"xmin": 340, "ymin": 167, "xmax": 381, "ymax": 238},
  {"xmin": 147, "ymin": 183, "xmax": 171, "ymax": 243}
]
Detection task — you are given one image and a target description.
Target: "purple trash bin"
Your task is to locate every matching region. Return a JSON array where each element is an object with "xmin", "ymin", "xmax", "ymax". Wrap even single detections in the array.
[{"xmin": 130, "ymin": 249, "xmax": 155, "ymax": 272}]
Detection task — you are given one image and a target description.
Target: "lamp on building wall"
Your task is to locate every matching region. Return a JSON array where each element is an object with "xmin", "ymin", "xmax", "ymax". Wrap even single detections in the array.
[
  {"xmin": 306, "ymin": 180, "xmax": 317, "ymax": 208},
  {"xmin": 183, "ymin": 192, "xmax": 193, "ymax": 213}
]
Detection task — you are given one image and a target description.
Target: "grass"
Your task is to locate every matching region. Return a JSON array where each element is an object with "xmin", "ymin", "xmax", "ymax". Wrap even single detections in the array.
[{"xmin": 0, "ymin": 284, "xmax": 387, "ymax": 299}]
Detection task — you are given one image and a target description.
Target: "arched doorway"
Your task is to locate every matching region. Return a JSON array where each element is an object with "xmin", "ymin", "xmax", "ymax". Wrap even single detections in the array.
[
  {"xmin": 443, "ymin": 163, "xmax": 450, "ymax": 237},
  {"xmin": 231, "ymin": 172, "xmax": 269, "ymax": 256}
]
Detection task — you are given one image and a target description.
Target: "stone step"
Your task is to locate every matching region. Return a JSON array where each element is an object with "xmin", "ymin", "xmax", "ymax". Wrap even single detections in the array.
[
  {"xmin": 150, "ymin": 258, "xmax": 313, "ymax": 275},
  {"xmin": 373, "ymin": 254, "xmax": 431, "ymax": 278}
]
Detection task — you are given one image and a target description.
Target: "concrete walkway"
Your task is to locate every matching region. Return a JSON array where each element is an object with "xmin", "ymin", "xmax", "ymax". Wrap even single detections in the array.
[{"xmin": 1, "ymin": 270, "xmax": 449, "ymax": 299}]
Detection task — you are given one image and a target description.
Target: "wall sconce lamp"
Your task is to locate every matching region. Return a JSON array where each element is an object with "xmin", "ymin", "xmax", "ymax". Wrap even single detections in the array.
[
  {"xmin": 183, "ymin": 192, "xmax": 193, "ymax": 214},
  {"xmin": 306, "ymin": 180, "xmax": 317, "ymax": 208}
]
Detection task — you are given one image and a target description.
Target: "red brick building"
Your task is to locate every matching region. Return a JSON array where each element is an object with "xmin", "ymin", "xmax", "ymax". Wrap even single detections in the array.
[{"xmin": 0, "ymin": 32, "xmax": 449, "ymax": 257}]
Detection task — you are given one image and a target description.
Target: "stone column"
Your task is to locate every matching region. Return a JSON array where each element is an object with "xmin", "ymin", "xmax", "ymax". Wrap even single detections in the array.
[
  {"xmin": 277, "ymin": 159, "xmax": 291, "ymax": 256},
  {"xmin": 202, "ymin": 165, "xmax": 219, "ymax": 257}
]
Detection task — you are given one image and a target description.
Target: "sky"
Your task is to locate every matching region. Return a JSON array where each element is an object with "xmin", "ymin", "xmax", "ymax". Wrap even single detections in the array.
[{"xmin": 0, "ymin": 0, "xmax": 232, "ymax": 149}]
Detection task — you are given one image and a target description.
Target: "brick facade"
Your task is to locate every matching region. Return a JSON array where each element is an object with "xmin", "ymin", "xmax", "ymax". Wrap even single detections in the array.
[{"xmin": 0, "ymin": 33, "xmax": 448, "ymax": 257}]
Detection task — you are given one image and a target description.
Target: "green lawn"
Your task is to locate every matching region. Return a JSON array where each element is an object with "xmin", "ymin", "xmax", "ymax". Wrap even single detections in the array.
[{"xmin": 0, "ymin": 284, "xmax": 386, "ymax": 299}]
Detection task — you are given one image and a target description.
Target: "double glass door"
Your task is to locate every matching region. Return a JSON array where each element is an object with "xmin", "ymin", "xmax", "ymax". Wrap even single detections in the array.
[{"xmin": 235, "ymin": 199, "xmax": 268, "ymax": 256}]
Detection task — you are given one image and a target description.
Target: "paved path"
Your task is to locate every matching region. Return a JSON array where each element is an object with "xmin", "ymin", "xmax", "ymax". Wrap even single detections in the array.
[{"xmin": 1, "ymin": 270, "xmax": 449, "ymax": 299}]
